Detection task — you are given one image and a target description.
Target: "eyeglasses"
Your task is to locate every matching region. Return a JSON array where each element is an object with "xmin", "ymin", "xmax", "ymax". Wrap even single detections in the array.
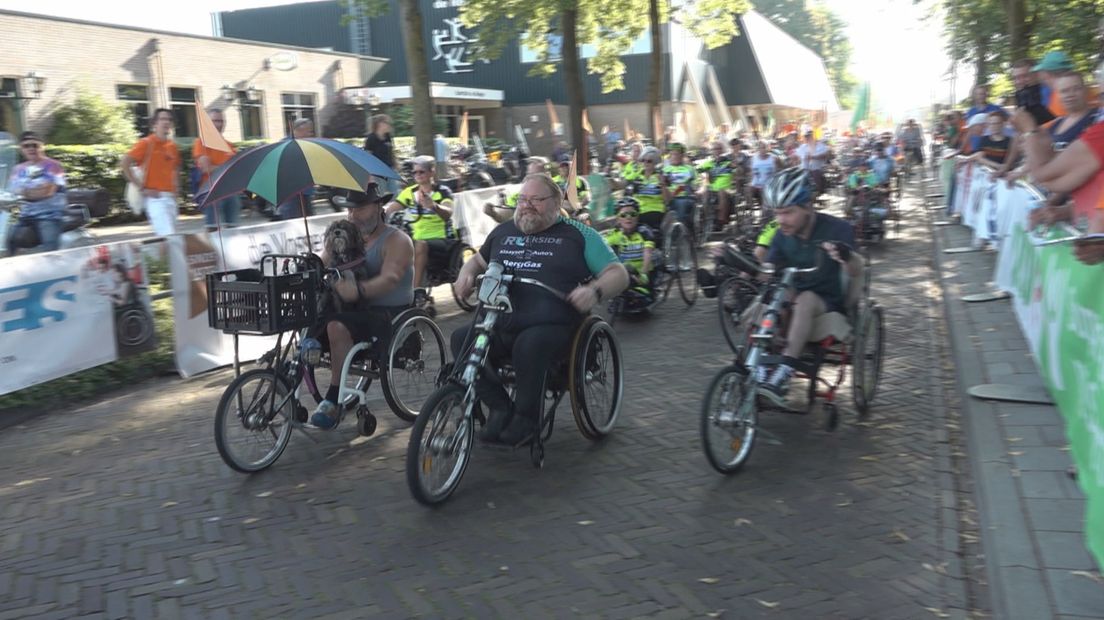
[
  {"xmin": 618, "ymin": 212, "xmax": 639, "ymax": 219},
  {"xmin": 20, "ymin": 143, "xmax": 40, "ymax": 149},
  {"xmin": 515, "ymin": 193, "xmax": 555, "ymax": 207}
]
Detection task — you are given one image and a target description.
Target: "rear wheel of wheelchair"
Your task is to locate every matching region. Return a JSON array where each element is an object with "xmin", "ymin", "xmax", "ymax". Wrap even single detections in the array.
[
  {"xmin": 700, "ymin": 365, "xmax": 757, "ymax": 474},
  {"xmin": 406, "ymin": 384, "xmax": 473, "ymax": 505},
  {"xmin": 450, "ymin": 245, "xmax": 478, "ymax": 312},
  {"xmin": 717, "ymin": 277, "xmax": 759, "ymax": 356},
  {"xmin": 852, "ymin": 303, "xmax": 885, "ymax": 417},
  {"xmin": 214, "ymin": 369, "xmax": 295, "ymax": 473},
  {"xmin": 381, "ymin": 310, "xmax": 447, "ymax": 422},
  {"xmin": 568, "ymin": 316, "xmax": 624, "ymax": 439},
  {"xmin": 671, "ymin": 224, "xmax": 698, "ymax": 306}
]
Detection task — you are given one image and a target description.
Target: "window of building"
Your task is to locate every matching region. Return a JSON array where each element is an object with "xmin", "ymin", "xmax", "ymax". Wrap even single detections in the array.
[
  {"xmin": 237, "ymin": 90, "xmax": 265, "ymax": 140},
  {"xmin": 0, "ymin": 78, "xmax": 22, "ymax": 135},
  {"xmin": 116, "ymin": 84, "xmax": 150, "ymax": 135},
  {"xmin": 169, "ymin": 87, "xmax": 198, "ymax": 138},
  {"xmin": 281, "ymin": 92, "xmax": 316, "ymax": 135}
]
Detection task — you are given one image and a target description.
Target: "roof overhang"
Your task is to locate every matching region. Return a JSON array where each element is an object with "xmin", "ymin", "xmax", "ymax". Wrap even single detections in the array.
[{"xmin": 742, "ymin": 10, "xmax": 840, "ymax": 112}]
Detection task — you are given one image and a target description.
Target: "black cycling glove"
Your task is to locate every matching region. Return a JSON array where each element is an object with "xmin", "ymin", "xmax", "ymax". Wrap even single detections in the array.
[{"xmin": 834, "ymin": 243, "xmax": 852, "ymax": 263}]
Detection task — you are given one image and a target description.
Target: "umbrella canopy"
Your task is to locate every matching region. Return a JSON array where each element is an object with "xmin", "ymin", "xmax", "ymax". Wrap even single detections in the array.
[{"xmin": 196, "ymin": 137, "xmax": 399, "ymax": 207}]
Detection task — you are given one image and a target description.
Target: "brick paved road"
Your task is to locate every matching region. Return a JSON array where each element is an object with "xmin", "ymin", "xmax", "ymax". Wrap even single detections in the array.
[{"xmin": 0, "ymin": 187, "xmax": 982, "ymax": 619}]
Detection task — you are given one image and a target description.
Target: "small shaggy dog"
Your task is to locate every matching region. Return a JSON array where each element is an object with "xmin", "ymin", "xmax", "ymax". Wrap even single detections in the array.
[{"xmin": 321, "ymin": 219, "xmax": 370, "ymax": 313}]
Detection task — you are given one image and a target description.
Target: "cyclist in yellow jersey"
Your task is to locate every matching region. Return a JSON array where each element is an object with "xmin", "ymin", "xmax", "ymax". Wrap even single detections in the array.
[
  {"xmin": 384, "ymin": 156, "xmax": 455, "ymax": 304},
  {"xmin": 551, "ymin": 157, "xmax": 590, "ymax": 209},
  {"xmin": 753, "ymin": 219, "xmax": 780, "ymax": 262},
  {"xmin": 619, "ymin": 142, "xmax": 644, "ymax": 187},
  {"xmin": 627, "ymin": 146, "xmax": 668, "ymax": 233}
]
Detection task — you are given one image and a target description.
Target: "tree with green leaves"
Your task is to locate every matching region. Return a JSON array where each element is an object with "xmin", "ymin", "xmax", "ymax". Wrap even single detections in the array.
[
  {"xmin": 47, "ymin": 90, "xmax": 138, "ymax": 145},
  {"xmin": 751, "ymin": 0, "xmax": 857, "ymax": 108},
  {"xmin": 347, "ymin": 0, "xmax": 435, "ymax": 156}
]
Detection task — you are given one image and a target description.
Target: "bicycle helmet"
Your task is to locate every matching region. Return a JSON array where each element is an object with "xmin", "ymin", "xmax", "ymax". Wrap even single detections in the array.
[
  {"xmin": 667, "ymin": 142, "xmax": 686, "ymax": 152},
  {"xmin": 763, "ymin": 167, "xmax": 812, "ymax": 209},
  {"xmin": 616, "ymin": 197, "xmax": 641, "ymax": 212},
  {"xmin": 640, "ymin": 146, "xmax": 662, "ymax": 163}
]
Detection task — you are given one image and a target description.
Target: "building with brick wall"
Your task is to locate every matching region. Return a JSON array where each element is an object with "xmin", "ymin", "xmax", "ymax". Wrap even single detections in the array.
[{"xmin": 0, "ymin": 9, "xmax": 386, "ymax": 142}]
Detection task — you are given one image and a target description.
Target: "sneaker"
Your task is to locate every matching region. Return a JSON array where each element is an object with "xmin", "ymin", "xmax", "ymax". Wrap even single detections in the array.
[
  {"xmin": 497, "ymin": 414, "xmax": 537, "ymax": 446},
  {"xmin": 480, "ymin": 407, "xmax": 512, "ymax": 443},
  {"xmin": 310, "ymin": 400, "xmax": 341, "ymax": 430},
  {"xmin": 754, "ymin": 365, "xmax": 769, "ymax": 385},
  {"xmin": 759, "ymin": 365, "xmax": 795, "ymax": 408},
  {"xmin": 413, "ymin": 288, "xmax": 429, "ymax": 307}
]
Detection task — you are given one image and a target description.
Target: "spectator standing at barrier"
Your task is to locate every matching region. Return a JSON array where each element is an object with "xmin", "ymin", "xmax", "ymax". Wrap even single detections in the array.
[
  {"xmin": 1002, "ymin": 72, "xmax": 1098, "ymax": 184},
  {"xmin": 121, "ymin": 108, "xmax": 181, "ymax": 236},
  {"xmin": 1033, "ymin": 52, "xmax": 1101, "ymax": 117},
  {"xmin": 275, "ymin": 119, "xmax": 316, "ymax": 221},
  {"xmin": 967, "ymin": 110, "xmax": 1012, "ymax": 168},
  {"xmin": 364, "ymin": 114, "xmax": 397, "ymax": 194},
  {"xmin": 7, "ymin": 131, "xmax": 66, "ymax": 252},
  {"xmin": 192, "ymin": 109, "xmax": 239, "ymax": 233}
]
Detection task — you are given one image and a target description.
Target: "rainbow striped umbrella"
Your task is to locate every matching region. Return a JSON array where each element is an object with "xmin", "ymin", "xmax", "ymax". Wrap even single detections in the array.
[{"xmin": 195, "ymin": 137, "xmax": 398, "ymax": 207}]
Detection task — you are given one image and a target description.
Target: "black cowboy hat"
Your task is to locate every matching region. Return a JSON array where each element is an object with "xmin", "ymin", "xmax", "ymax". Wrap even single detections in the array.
[{"xmin": 335, "ymin": 182, "xmax": 393, "ymax": 208}]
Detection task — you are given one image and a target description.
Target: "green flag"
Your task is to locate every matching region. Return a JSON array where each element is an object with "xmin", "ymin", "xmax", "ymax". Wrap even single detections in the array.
[{"xmin": 850, "ymin": 82, "xmax": 870, "ymax": 132}]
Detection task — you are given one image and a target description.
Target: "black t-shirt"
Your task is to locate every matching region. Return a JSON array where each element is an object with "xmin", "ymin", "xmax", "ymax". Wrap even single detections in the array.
[
  {"xmin": 479, "ymin": 217, "xmax": 618, "ymax": 331},
  {"xmin": 1047, "ymin": 109, "xmax": 1099, "ymax": 151},
  {"xmin": 364, "ymin": 132, "xmax": 394, "ymax": 168},
  {"xmin": 977, "ymin": 135, "xmax": 1010, "ymax": 164},
  {"xmin": 766, "ymin": 213, "xmax": 856, "ymax": 311}
]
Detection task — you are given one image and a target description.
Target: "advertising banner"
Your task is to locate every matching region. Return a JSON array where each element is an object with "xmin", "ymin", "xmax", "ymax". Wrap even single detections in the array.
[{"xmin": 0, "ymin": 243, "xmax": 155, "ymax": 395}]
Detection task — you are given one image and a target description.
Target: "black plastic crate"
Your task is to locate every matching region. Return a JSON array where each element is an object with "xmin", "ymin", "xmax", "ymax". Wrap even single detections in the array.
[{"xmin": 206, "ymin": 267, "xmax": 319, "ymax": 335}]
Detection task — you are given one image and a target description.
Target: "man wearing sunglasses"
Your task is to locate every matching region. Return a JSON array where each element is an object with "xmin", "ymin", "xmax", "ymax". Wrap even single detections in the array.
[
  {"xmin": 385, "ymin": 156, "xmax": 455, "ymax": 306},
  {"xmin": 602, "ymin": 197, "xmax": 655, "ymax": 304},
  {"xmin": 6, "ymin": 132, "xmax": 67, "ymax": 253}
]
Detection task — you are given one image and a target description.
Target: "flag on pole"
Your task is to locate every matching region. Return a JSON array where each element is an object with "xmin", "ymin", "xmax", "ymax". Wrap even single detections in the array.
[
  {"xmin": 652, "ymin": 108, "xmax": 663, "ymax": 144},
  {"xmin": 458, "ymin": 110, "xmax": 469, "ymax": 145},
  {"xmin": 850, "ymin": 82, "xmax": 871, "ymax": 132},
  {"xmin": 195, "ymin": 96, "xmax": 233, "ymax": 153},
  {"xmin": 624, "ymin": 118, "xmax": 632, "ymax": 141},
  {"xmin": 582, "ymin": 109, "xmax": 593, "ymax": 135},
  {"xmin": 565, "ymin": 150, "xmax": 580, "ymax": 211},
  {"xmin": 546, "ymin": 99, "xmax": 561, "ymax": 136}
]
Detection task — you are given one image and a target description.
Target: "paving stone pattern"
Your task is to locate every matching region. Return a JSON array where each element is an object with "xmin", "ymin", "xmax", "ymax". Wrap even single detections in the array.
[{"xmin": 0, "ymin": 189, "xmax": 977, "ymax": 618}]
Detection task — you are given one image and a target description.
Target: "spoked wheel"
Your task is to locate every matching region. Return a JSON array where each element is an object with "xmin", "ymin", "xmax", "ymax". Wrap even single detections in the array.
[
  {"xmin": 717, "ymin": 277, "xmax": 760, "ymax": 355},
  {"xmin": 382, "ymin": 310, "xmax": 448, "ymax": 422},
  {"xmin": 405, "ymin": 384, "xmax": 473, "ymax": 505},
  {"xmin": 214, "ymin": 369, "xmax": 295, "ymax": 473},
  {"xmin": 569, "ymin": 316, "xmax": 624, "ymax": 439},
  {"xmin": 450, "ymin": 245, "xmax": 478, "ymax": 312},
  {"xmin": 851, "ymin": 303, "xmax": 885, "ymax": 416},
  {"xmin": 700, "ymin": 365, "xmax": 758, "ymax": 474},
  {"xmin": 695, "ymin": 201, "xmax": 713, "ymax": 248},
  {"xmin": 670, "ymin": 223, "xmax": 698, "ymax": 306}
]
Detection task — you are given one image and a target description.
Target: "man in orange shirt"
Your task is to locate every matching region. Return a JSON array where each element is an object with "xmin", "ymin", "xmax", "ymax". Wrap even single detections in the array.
[
  {"xmin": 1035, "ymin": 51, "xmax": 1101, "ymax": 117},
  {"xmin": 120, "ymin": 108, "xmax": 181, "ymax": 236},
  {"xmin": 192, "ymin": 109, "xmax": 238, "ymax": 232}
]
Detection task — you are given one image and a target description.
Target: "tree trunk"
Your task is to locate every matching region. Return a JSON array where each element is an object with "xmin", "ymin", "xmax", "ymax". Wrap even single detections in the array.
[
  {"xmin": 974, "ymin": 36, "xmax": 988, "ymax": 86},
  {"xmin": 1006, "ymin": 0, "xmax": 1027, "ymax": 62},
  {"xmin": 561, "ymin": 4, "xmax": 588, "ymax": 174},
  {"xmin": 647, "ymin": 0, "xmax": 662, "ymax": 143},
  {"xmin": 399, "ymin": 0, "xmax": 434, "ymax": 156}
]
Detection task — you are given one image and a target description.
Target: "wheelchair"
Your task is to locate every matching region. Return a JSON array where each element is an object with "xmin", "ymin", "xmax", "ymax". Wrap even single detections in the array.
[
  {"xmin": 845, "ymin": 184, "xmax": 891, "ymax": 245},
  {"xmin": 700, "ymin": 249, "xmax": 885, "ymax": 475},
  {"xmin": 405, "ymin": 262, "xmax": 624, "ymax": 505},
  {"xmin": 208, "ymin": 254, "xmax": 447, "ymax": 473},
  {"xmin": 388, "ymin": 213, "xmax": 478, "ymax": 314}
]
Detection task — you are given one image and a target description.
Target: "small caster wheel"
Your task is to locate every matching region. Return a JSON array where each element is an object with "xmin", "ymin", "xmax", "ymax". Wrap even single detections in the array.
[
  {"xmin": 357, "ymin": 409, "xmax": 377, "ymax": 437},
  {"xmin": 424, "ymin": 302, "xmax": 437, "ymax": 319},
  {"xmin": 294, "ymin": 405, "xmax": 308, "ymax": 424},
  {"xmin": 825, "ymin": 403, "xmax": 839, "ymax": 432},
  {"xmin": 530, "ymin": 442, "xmax": 544, "ymax": 469}
]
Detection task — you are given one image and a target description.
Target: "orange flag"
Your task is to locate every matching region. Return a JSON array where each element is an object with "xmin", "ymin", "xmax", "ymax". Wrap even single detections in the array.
[
  {"xmin": 458, "ymin": 110, "xmax": 469, "ymax": 144},
  {"xmin": 582, "ymin": 109, "xmax": 593, "ymax": 135},
  {"xmin": 624, "ymin": 118, "xmax": 632, "ymax": 140},
  {"xmin": 565, "ymin": 151, "xmax": 580, "ymax": 211},
  {"xmin": 195, "ymin": 96, "xmax": 233, "ymax": 152},
  {"xmin": 546, "ymin": 99, "xmax": 561, "ymax": 136}
]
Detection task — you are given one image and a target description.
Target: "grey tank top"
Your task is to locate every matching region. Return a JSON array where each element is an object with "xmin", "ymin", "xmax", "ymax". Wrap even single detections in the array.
[{"xmin": 363, "ymin": 226, "xmax": 414, "ymax": 307}]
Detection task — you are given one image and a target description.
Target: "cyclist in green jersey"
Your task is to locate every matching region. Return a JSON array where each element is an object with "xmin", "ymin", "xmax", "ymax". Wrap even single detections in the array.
[
  {"xmin": 662, "ymin": 143, "xmax": 698, "ymax": 232},
  {"xmin": 753, "ymin": 219, "xmax": 780, "ymax": 262},
  {"xmin": 696, "ymin": 140, "xmax": 735, "ymax": 229},
  {"xmin": 384, "ymin": 156, "xmax": 456, "ymax": 305},
  {"xmin": 602, "ymin": 197, "xmax": 655, "ymax": 302},
  {"xmin": 551, "ymin": 157, "xmax": 590, "ymax": 209},
  {"xmin": 619, "ymin": 142, "xmax": 644, "ymax": 187},
  {"xmin": 627, "ymin": 147, "xmax": 667, "ymax": 232}
]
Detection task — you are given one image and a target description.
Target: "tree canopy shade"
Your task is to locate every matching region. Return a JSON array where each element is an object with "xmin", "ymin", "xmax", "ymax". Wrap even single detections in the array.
[{"xmin": 751, "ymin": 0, "xmax": 857, "ymax": 108}]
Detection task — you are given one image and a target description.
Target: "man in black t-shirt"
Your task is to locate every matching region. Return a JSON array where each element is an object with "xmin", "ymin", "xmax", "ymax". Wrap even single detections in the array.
[{"xmin": 451, "ymin": 173, "xmax": 629, "ymax": 445}]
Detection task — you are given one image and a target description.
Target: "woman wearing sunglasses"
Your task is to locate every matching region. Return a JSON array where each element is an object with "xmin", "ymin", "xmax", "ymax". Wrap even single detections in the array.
[{"xmin": 602, "ymin": 197, "xmax": 655, "ymax": 304}]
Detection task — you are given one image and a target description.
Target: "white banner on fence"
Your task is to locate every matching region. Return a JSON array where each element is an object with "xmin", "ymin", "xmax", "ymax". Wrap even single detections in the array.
[
  {"xmin": 0, "ymin": 243, "xmax": 156, "ymax": 395},
  {"xmin": 453, "ymin": 184, "xmax": 515, "ymax": 249},
  {"xmin": 169, "ymin": 213, "xmax": 344, "ymax": 378}
]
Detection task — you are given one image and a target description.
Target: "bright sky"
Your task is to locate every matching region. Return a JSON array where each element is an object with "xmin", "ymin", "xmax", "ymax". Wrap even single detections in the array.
[{"xmin": 3, "ymin": 0, "xmax": 975, "ymax": 117}]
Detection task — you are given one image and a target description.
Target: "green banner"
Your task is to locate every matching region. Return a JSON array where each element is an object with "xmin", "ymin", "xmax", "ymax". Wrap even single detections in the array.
[
  {"xmin": 1000, "ymin": 222, "xmax": 1104, "ymax": 565},
  {"xmin": 585, "ymin": 174, "xmax": 615, "ymax": 221}
]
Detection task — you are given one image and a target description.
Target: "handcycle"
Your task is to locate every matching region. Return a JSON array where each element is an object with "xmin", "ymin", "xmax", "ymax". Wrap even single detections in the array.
[
  {"xmin": 709, "ymin": 238, "xmax": 765, "ymax": 355},
  {"xmin": 388, "ymin": 212, "xmax": 478, "ymax": 315},
  {"xmin": 700, "ymin": 249, "xmax": 885, "ymax": 474},
  {"xmin": 207, "ymin": 253, "xmax": 447, "ymax": 473},
  {"xmin": 405, "ymin": 261, "xmax": 624, "ymax": 505},
  {"xmin": 846, "ymin": 183, "xmax": 892, "ymax": 245}
]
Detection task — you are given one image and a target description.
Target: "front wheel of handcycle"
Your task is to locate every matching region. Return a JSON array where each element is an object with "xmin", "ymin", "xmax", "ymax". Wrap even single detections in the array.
[
  {"xmin": 851, "ymin": 303, "xmax": 885, "ymax": 416},
  {"xmin": 700, "ymin": 365, "xmax": 758, "ymax": 474},
  {"xmin": 405, "ymin": 383, "xmax": 474, "ymax": 505},
  {"xmin": 381, "ymin": 309, "xmax": 448, "ymax": 422},
  {"xmin": 670, "ymin": 223, "xmax": 698, "ymax": 306},
  {"xmin": 214, "ymin": 368, "xmax": 295, "ymax": 473},
  {"xmin": 569, "ymin": 316, "xmax": 624, "ymax": 439}
]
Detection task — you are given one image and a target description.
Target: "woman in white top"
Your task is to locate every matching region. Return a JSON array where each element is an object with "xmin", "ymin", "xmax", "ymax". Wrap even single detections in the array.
[{"xmin": 747, "ymin": 142, "xmax": 781, "ymax": 208}]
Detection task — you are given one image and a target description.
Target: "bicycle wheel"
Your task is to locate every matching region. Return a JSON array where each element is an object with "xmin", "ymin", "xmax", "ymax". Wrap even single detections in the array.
[
  {"xmin": 700, "ymin": 365, "xmax": 758, "ymax": 474},
  {"xmin": 671, "ymin": 224, "xmax": 698, "ymax": 306},
  {"xmin": 717, "ymin": 277, "xmax": 759, "ymax": 355},
  {"xmin": 450, "ymin": 245, "xmax": 478, "ymax": 312},
  {"xmin": 852, "ymin": 303, "xmax": 885, "ymax": 416},
  {"xmin": 696, "ymin": 200, "xmax": 712, "ymax": 247},
  {"xmin": 406, "ymin": 384, "xmax": 473, "ymax": 505},
  {"xmin": 214, "ymin": 368, "xmax": 295, "ymax": 473},
  {"xmin": 569, "ymin": 317, "xmax": 624, "ymax": 439},
  {"xmin": 382, "ymin": 311, "xmax": 447, "ymax": 422}
]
